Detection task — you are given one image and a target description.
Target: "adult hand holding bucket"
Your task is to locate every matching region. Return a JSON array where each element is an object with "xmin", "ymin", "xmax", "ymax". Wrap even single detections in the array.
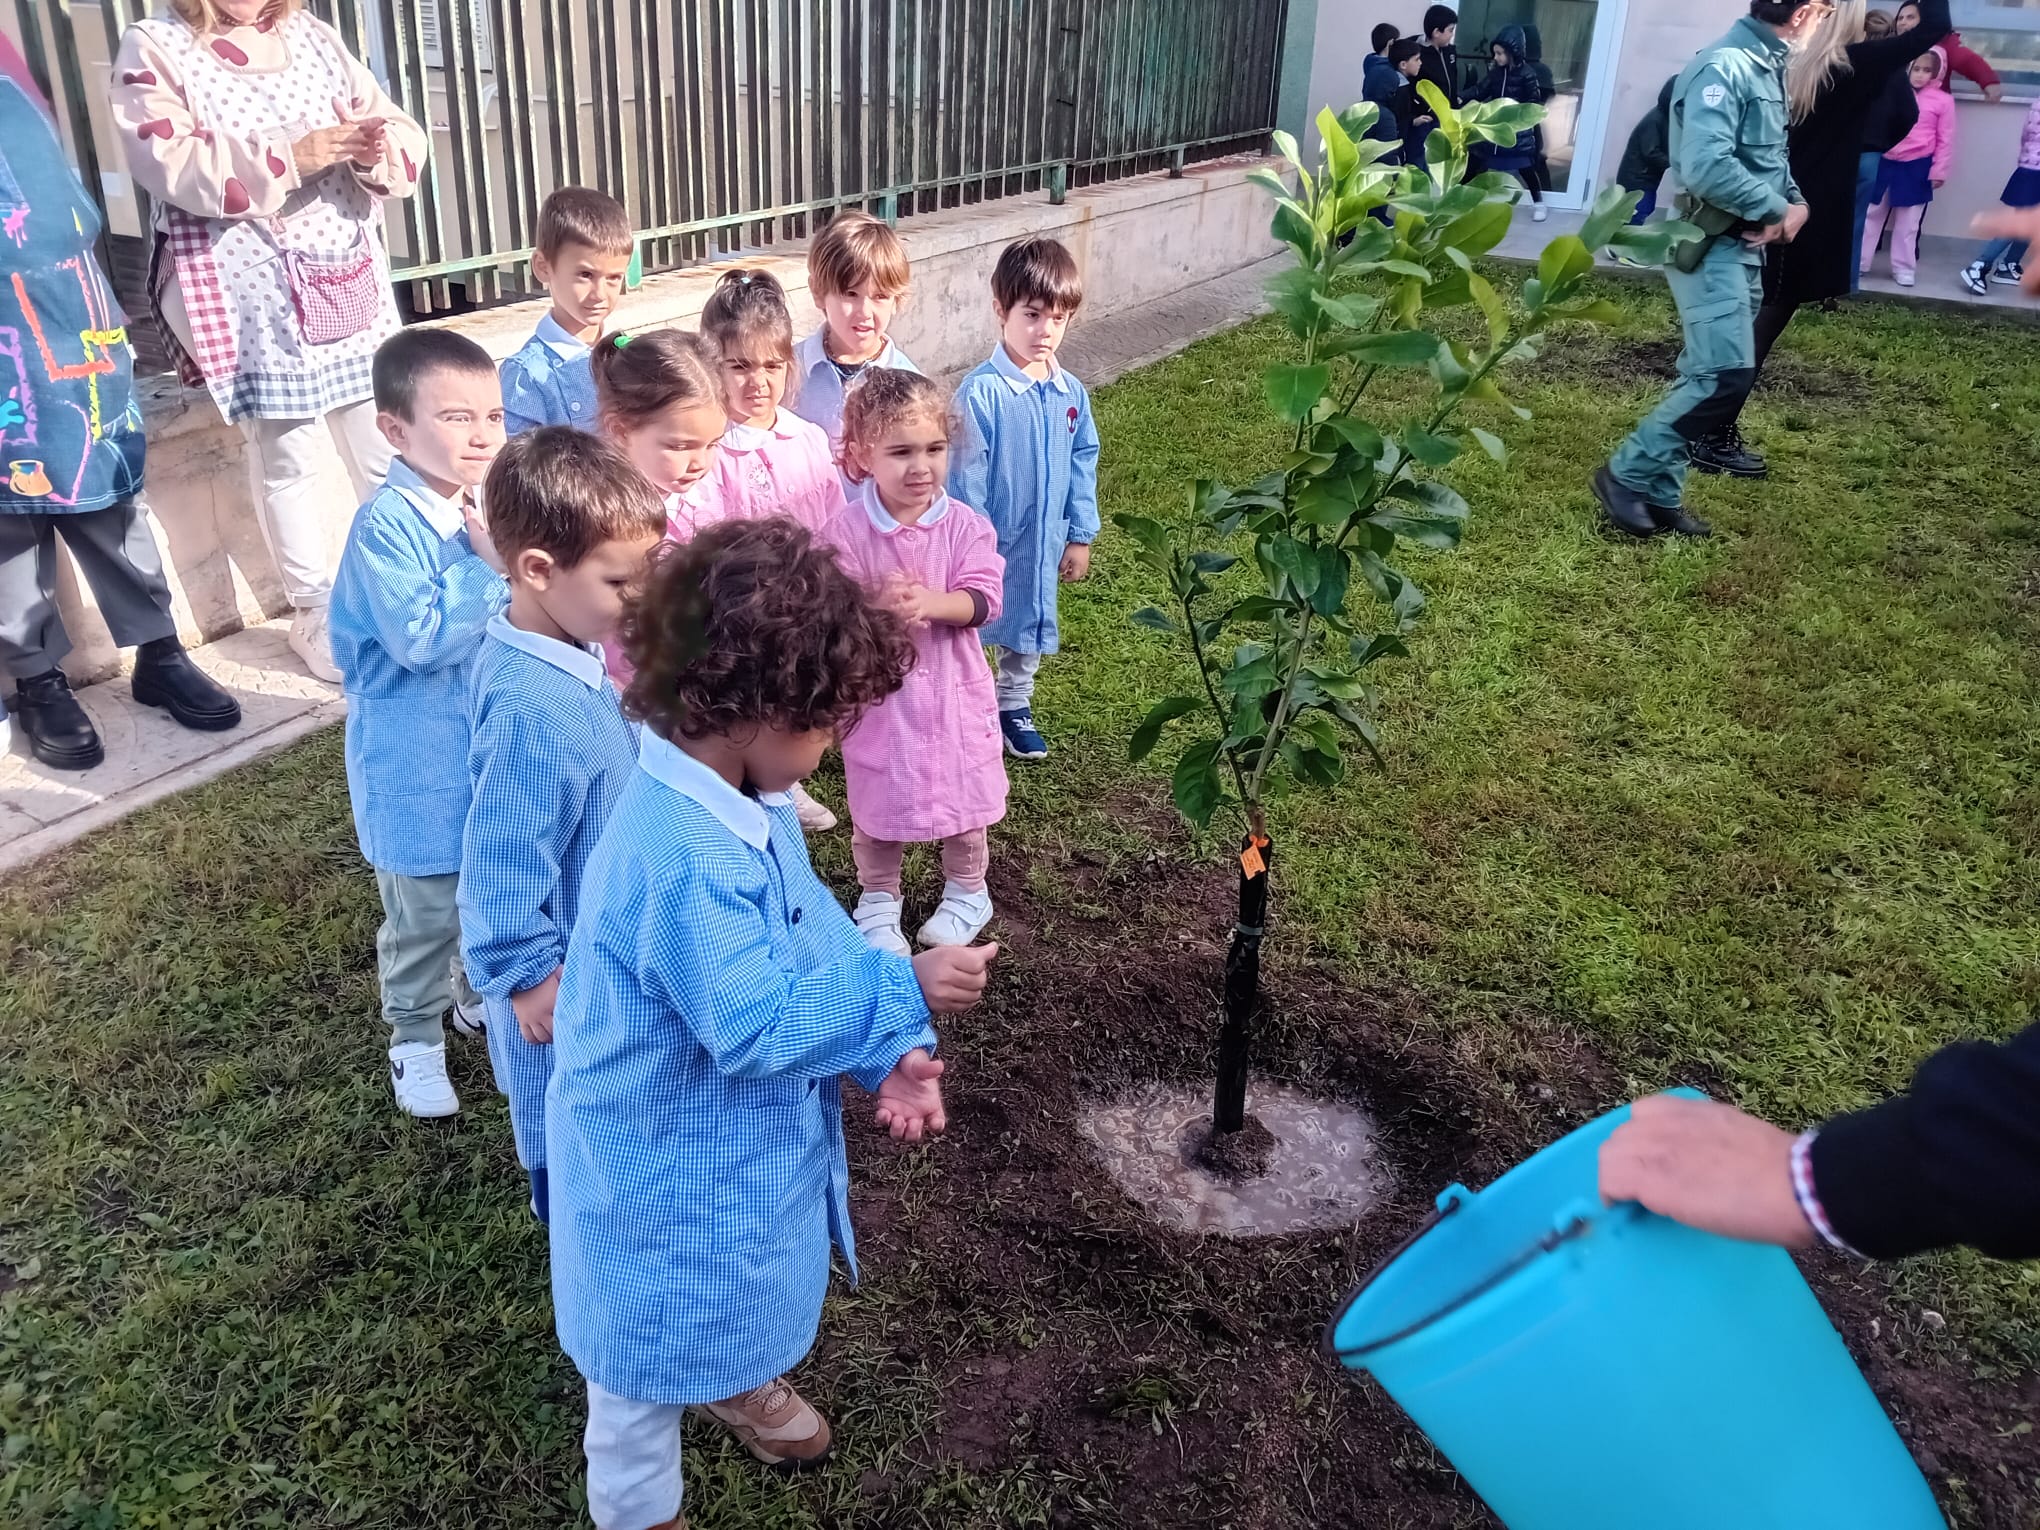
[
  {"xmin": 1323, "ymin": 1089, "xmax": 1949, "ymax": 1530},
  {"xmin": 1598, "ymin": 1093, "xmax": 1819, "ymax": 1248}
]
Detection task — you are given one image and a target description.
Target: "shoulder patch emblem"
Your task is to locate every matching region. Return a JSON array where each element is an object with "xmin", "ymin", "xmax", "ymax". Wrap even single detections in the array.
[{"xmin": 1702, "ymin": 83, "xmax": 1727, "ymax": 107}]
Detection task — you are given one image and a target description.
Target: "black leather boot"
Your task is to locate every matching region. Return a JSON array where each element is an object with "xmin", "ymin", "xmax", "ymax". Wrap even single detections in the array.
[
  {"xmin": 10, "ymin": 667, "xmax": 103, "ymax": 769},
  {"xmin": 1687, "ymin": 425, "xmax": 1767, "ymax": 479},
  {"xmin": 131, "ymin": 637, "xmax": 241, "ymax": 732},
  {"xmin": 1649, "ymin": 501, "xmax": 1714, "ymax": 538},
  {"xmin": 1592, "ymin": 465, "xmax": 1663, "ymax": 539}
]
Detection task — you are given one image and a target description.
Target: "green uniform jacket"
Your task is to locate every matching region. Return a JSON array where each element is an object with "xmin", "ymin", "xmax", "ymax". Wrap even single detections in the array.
[{"xmin": 1670, "ymin": 15, "xmax": 1802, "ymax": 251}]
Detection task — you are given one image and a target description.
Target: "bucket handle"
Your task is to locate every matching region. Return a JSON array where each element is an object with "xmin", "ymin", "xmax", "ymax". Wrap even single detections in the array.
[{"xmin": 1322, "ymin": 1191, "xmax": 1594, "ymax": 1366}]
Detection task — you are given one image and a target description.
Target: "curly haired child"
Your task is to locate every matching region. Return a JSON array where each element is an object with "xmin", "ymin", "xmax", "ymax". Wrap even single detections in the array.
[
  {"xmin": 827, "ymin": 368, "xmax": 1007, "ymax": 954},
  {"xmin": 546, "ymin": 517, "xmax": 997, "ymax": 1530}
]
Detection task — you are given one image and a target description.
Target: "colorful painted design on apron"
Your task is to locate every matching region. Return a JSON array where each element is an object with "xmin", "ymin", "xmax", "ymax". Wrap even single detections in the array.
[{"xmin": 0, "ymin": 79, "xmax": 145, "ymax": 513}]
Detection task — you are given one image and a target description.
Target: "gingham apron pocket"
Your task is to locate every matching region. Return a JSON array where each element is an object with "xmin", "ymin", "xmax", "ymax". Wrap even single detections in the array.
[{"xmin": 279, "ymin": 235, "xmax": 382, "ymax": 345}]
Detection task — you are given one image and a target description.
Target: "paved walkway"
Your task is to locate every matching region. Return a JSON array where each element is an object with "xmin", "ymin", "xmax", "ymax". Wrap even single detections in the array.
[
  {"xmin": 0, "ymin": 257, "xmax": 1286, "ymax": 873},
  {"xmin": 1493, "ymin": 208, "xmax": 2036, "ymax": 316}
]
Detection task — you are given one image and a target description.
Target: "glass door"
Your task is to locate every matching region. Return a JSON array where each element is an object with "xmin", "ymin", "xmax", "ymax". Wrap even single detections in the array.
[{"xmin": 1449, "ymin": 0, "xmax": 1628, "ymax": 209}]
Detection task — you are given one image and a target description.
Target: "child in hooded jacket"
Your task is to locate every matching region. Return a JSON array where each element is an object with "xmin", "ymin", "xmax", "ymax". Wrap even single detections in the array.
[
  {"xmin": 1959, "ymin": 96, "xmax": 2040, "ymax": 294},
  {"xmin": 1861, "ymin": 47, "xmax": 1957, "ymax": 287}
]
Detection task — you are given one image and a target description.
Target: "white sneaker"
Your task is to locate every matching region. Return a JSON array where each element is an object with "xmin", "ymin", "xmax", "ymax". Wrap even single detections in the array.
[
  {"xmin": 450, "ymin": 996, "xmax": 486, "ymax": 1037},
  {"xmin": 1895, "ymin": 271, "xmax": 1916, "ymax": 288},
  {"xmin": 917, "ymin": 882, "xmax": 993, "ymax": 948},
  {"xmin": 853, "ymin": 891, "xmax": 912, "ymax": 957},
  {"xmin": 288, "ymin": 604, "xmax": 342, "ymax": 684},
  {"xmin": 1531, "ymin": 203, "xmax": 1549, "ymax": 223},
  {"xmin": 390, "ymin": 1040, "xmax": 460, "ymax": 1118},
  {"xmin": 791, "ymin": 782, "xmax": 838, "ymax": 832}
]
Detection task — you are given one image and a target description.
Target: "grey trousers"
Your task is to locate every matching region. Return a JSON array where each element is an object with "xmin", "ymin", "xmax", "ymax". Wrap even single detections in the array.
[
  {"xmin": 374, "ymin": 869, "xmax": 481, "ymax": 1049},
  {"xmin": 0, "ymin": 502, "xmax": 177, "ymax": 679},
  {"xmin": 992, "ymin": 646, "xmax": 1042, "ymax": 712}
]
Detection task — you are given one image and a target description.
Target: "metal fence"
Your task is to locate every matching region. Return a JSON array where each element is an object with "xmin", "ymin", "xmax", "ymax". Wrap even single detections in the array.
[{"xmin": 18, "ymin": 0, "xmax": 1286, "ymax": 321}]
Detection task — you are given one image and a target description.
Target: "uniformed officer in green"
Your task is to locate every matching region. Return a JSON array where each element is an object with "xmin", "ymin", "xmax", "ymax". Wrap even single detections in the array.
[{"xmin": 1595, "ymin": 0, "xmax": 1827, "ymax": 538}]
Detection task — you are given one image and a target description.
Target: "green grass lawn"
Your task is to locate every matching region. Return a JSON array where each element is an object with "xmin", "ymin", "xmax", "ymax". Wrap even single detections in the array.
[{"xmin": 3, "ymin": 270, "xmax": 2037, "ymax": 1528}]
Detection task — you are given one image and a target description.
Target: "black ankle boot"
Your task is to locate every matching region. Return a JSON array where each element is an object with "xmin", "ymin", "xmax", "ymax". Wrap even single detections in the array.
[
  {"xmin": 10, "ymin": 667, "xmax": 103, "ymax": 770},
  {"xmin": 132, "ymin": 637, "xmax": 241, "ymax": 732},
  {"xmin": 1688, "ymin": 425, "xmax": 1767, "ymax": 479}
]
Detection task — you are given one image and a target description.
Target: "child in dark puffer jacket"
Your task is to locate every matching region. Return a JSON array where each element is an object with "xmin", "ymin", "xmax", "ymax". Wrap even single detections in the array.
[{"xmin": 1474, "ymin": 24, "xmax": 1551, "ymax": 219}]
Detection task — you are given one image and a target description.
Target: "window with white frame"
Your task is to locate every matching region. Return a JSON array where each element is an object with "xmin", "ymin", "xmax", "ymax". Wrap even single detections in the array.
[
  {"xmin": 1951, "ymin": 1, "xmax": 2040, "ymax": 97},
  {"xmin": 366, "ymin": 1, "xmax": 494, "ymax": 78}
]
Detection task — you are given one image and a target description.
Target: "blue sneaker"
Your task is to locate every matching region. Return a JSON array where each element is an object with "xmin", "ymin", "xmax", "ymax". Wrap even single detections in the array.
[{"xmin": 999, "ymin": 708, "xmax": 1048, "ymax": 760}]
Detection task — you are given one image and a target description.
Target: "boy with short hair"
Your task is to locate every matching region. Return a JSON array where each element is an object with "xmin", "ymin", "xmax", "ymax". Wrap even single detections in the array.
[
  {"xmin": 459, "ymin": 427, "xmax": 666, "ymax": 1221},
  {"xmin": 330, "ymin": 329, "xmax": 510, "ymax": 1119},
  {"xmin": 1418, "ymin": 4, "xmax": 1462, "ymax": 108},
  {"xmin": 1363, "ymin": 21, "xmax": 1407, "ymax": 148},
  {"xmin": 789, "ymin": 209, "xmax": 920, "ymax": 454},
  {"xmin": 949, "ymin": 235, "xmax": 1100, "ymax": 763},
  {"xmin": 1389, "ymin": 39, "xmax": 1439, "ymax": 167},
  {"xmin": 501, "ymin": 187, "xmax": 636, "ymax": 435}
]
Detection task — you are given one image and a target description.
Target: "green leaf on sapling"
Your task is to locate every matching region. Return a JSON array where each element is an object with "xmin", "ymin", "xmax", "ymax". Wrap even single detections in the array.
[
  {"xmin": 1130, "ymin": 605, "xmax": 1181, "ymax": 633},
  {"xmin": 1171, "ymin": 739, "xmax": 1227, "ymax": 827},
  {"xmin": 1128, "ymin": 695, "xmax": 1204, "ymax": 762},
  {"xmin": 1264, "ymin": 362, "xmax": 1331, "ymax": 424}
]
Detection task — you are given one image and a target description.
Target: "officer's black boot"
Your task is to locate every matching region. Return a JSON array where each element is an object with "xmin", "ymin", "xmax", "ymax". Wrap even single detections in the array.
[
  {"xmin": 1688, "ymin": 424, "xmax": 1767, "ymax": 478},
  {"xmin": 10, "ymin": 668, "xmax": 104, "ymax": 770},
  {"xmin": 1593, "ymin": 465, "xmax": 1663, "ymax": 539}
]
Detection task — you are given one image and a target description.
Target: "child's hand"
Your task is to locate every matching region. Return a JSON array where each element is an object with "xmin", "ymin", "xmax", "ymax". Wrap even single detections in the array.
[
  {"xmin": 1930, "ymin": 176, "xmax": 1946, "ymax": 189},
  {"xmin": 464, "ymin": 501, "xmax": 507, "ymax": 575},
  {"xmin": 1058, "ymin": 542, "xmax": 1092, "ymax": 582},
  {"xmin": 510, "ymin": 967, "xmax": 561, "ymax": 1044},
  {"xmin": 912, "ymin": 941, "xmax": 998, "ymax": 1013},
  {"xmin": 878, "ymin": 575, "xmax": 932, "ymax": 627},
  {"xmin": 874, "ymin": 1047, "xmax": 947, "ymax": 1142}
]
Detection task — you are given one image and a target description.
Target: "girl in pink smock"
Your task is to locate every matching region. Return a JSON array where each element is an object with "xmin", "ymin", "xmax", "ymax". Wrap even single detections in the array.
[
  {"xmin": 697, "ymin": 269, "xmax": 846, "ymax": 531},
  {"xmin": 591, "ymin": 329, "xmax": 725, "ymax": 686},
  {"xmin": 826, "ymin": 370, "xmax": 1007, "ymax": 955}
]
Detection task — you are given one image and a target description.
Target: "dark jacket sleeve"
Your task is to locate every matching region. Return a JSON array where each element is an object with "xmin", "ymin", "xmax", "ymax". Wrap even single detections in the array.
[
  {"xmin": 1810, "ymin": 1020, "xmax": 2040, "ymax": 1260},
  {"xmin": 1845, "ymin": 0, "xmax": 1950, "ymax": 83}
]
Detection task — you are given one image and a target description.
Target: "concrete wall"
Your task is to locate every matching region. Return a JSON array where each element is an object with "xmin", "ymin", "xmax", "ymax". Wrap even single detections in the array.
[{"xmin": 52, "ymin": 155, "xmax": 1279, "ymax": 683}]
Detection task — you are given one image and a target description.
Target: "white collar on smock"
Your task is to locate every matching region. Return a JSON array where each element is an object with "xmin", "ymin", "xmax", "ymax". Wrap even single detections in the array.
[
  {"xmin": 636, "ymin": 730, "xmax": 794, "ymax": 850},
  {"xmin": 722, "ymin": 412, "xmax": 805, "ymax": 451},
  {"xmin": 797, "ymin": 327, "xmax": 907, "ymax": 376},
  {"xmin": 534, "ymin": 311, "xmax": 597, "ymax": 360},
  {"xmin": 988, "ymin": 342, "xmax": 1070, "ymax": 395},
  {"xmin": 484, "ymin": 612, "xmax": 607, "ymax": 689},
  {"xmin": 857, "ymin": 475, "xmax": 952, "ymax": 535},
  {"xmin": 385, "ymin": 457, "xmax": 470, "ymax": 540}
]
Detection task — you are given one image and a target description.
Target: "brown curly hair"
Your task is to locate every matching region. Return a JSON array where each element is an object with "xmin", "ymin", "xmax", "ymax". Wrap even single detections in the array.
[
  {"xmin": 622, "ymin": 518, "xmax": 915, "ymax": 742},
  {"xmin": 837, "ymin": 367, "xmax": 957, "ymax": 484}
]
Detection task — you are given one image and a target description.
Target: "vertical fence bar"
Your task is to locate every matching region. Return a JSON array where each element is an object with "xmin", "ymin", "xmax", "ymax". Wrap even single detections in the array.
[
  {"xmin": 810, "ymin": 0, "xmax": 834, "ymax": 234},
  {"xmin": 779, "ymin": 0, "xmax": 802, "ymax": 239}
]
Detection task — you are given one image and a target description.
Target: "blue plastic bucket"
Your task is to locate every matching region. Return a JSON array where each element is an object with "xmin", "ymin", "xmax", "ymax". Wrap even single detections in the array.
[{"xmin": 1323, "ymin": 1092, "xmax": 1945, "ymax": 1529}]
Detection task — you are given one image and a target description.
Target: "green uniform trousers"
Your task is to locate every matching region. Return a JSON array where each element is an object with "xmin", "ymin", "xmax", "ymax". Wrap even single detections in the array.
[
  {"xmin": 374, "ymin": 869, "xmax": 480, "ymax": 1049},
  {"xmin": 1609, "ymin": 241, "xmax": 1764, "ymax": 508}
]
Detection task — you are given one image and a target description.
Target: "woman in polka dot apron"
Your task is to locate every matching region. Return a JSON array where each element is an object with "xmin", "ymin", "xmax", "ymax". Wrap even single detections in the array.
[{"xmin": 111, "ymin": 0, "xmax": 426, "ymax": 681}]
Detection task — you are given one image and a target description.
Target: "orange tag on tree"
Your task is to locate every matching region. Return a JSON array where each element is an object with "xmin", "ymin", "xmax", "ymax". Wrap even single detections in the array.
[{"xmin": 1240, "ymin": 836, "xmax": 1269, "ymax": 878}]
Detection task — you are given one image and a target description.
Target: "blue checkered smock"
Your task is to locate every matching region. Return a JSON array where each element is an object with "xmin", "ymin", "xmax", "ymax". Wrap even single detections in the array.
[
  {"xmin": 329, "ymin": 458, "xmax": 509, "ymax": 876},
  {"xmin": 546, "ymin": 732, "xmax": 936, "ymax": 1405},
  {"xmin": 948, "ymin": 345, "xmax": 1101, "ymax": 655},
  {"xmin": 500, "ymin": 313, "xmax": 600, "ymax": 436},
  {"xmin": 459, "ymin": 618, "xmax": 638, "ymax": 1174}
]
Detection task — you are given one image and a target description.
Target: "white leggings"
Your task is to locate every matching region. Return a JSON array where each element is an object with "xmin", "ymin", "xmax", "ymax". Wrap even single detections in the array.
[
  {"xmin": 583, "ymin": 1381, "xmax": 684, "ymax": 1530},
  {"xmin": 159, "ymin": 280, "xmax": 392, "ymax": 608}
]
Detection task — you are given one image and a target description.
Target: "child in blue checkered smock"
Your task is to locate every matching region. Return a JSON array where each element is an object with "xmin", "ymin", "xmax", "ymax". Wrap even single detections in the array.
[
  {"xmin": 949, "ymin": 236, "xmax": 1101, "ymax": 764},
  {"xmin": 457, "ymin": 428, "xmax": 665, "ymax": 1224},
  {"xmin": 328, "ymin": 330, "xmax": 508, "ymax": 1122},
  {"xmin": 499, "ymin": 188, "xmax": 633, "ymax": 435},
  {"xmin": 543, "ymin": 518, "xmax": 998, "ymax": 1530}
]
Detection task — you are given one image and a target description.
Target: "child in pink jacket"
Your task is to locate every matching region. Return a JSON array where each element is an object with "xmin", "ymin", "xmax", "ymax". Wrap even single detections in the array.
[
  {"xmin": 694, "ymin": 268, "xmax": 847, "ymax": 532},
  {"xmin": 825, "ymin": 368, "xmax": 1007, "ymax": 958},
  {"xmin": 1862, "ymin": 48, "xmax": 1957, "ymax": 286}
]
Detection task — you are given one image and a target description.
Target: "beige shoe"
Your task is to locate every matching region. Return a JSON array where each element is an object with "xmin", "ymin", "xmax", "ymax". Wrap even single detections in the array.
[
  {"xmin": 288, "ymin": 604, "xmax": 342, "ymax": 684},
  {"xmin": 790, "ymin": 781, "xmax": 838, "ymax": 832},
  {"xmin": 696, "ymin": 1376, "xmax": 832, "ymax": 1467}
]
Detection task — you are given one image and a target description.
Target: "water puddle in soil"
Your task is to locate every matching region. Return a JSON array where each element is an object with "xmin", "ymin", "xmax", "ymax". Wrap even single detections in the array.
[{"xmin": 1080, "ymin": 1081, "xmax": 1393, "ymax": 1238}]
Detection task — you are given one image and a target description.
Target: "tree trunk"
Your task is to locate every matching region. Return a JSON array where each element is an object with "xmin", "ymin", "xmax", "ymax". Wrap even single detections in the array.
[{"xmin": 1213, "ymin": 834, "xmax": 1271, "ymax": 1134}]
